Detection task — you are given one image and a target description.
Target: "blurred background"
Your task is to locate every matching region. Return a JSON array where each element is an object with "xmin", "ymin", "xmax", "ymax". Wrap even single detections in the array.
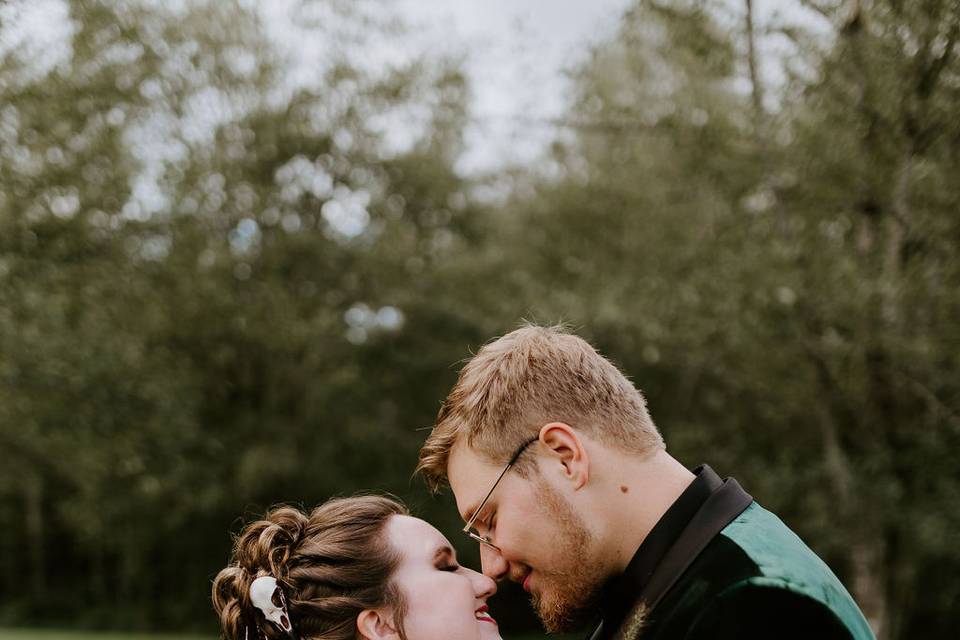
[{"xmin": 1, "ymin": 0, "xmax": 959, "ymax": 638}]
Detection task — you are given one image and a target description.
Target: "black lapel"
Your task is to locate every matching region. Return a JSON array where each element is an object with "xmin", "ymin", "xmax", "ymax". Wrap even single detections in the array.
[{"xmin": 637, "ymin": 477, "xmax": 753, "ymax": 612}]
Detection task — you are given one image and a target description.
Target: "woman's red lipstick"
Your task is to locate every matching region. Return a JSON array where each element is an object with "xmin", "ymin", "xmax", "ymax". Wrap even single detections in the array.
[{"xmin": 475, "ymin": 604, "xmax": 498, "ymax": 626}]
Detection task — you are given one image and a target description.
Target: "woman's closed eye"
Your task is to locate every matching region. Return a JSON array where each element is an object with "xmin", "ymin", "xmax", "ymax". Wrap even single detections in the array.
[{"xmin": 434, "ymin": 545, "xmax": 460, "ymax": 572}]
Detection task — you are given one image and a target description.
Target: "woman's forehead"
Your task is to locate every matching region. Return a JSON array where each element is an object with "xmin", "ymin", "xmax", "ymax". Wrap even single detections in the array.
[{"xmin": 388, "ymin": 514, "xmax": 452, "ymax": 557}]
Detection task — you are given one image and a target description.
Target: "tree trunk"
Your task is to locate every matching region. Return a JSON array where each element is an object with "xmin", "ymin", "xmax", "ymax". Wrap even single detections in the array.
[
  {"xmin": 851, "ymin": 538, "xmax": 889, "ymax": 639},
  {"xmin": 744, "ymin": 0, "xmax": 764, "ymax": 123},
  {"xmin": 24, "ymin": 472, "xmax": 46, "ymax": 598},
  {"xmin": 839, "ymin": 3, "xmax": 912, "ymax": 634}
]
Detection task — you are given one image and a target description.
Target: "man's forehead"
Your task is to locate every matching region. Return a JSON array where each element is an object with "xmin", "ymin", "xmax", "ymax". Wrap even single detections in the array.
[{"xmin": 447, "ymin": 441, "xmax": 502, "ymax": 519}]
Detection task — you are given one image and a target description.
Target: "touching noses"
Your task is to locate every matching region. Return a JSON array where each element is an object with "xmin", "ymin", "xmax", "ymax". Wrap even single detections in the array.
[
  {"xmin": 479, "ymin": 541, "xmax": 509, "ymax": 582},
  {"xmin": 468, "ymin": 566, "xmax": 498, "ymax": 599}
]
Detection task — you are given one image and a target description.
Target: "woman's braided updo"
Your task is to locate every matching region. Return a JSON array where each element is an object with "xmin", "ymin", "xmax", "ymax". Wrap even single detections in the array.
[{"xmin": 212, "ymin": 495, "xmax": 410, "ymax": 640}]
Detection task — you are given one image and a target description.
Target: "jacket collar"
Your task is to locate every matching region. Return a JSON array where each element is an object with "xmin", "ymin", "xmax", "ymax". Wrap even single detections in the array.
[
  {"xmin": 598, "ymin": 465, "xmax": 721, "ymax": 630},
  {"xmin": 587, "ymin": 465, "xmax": 752, "ymax": 640}
]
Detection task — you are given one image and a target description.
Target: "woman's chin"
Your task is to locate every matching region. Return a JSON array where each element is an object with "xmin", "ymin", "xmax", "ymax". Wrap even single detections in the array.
[
  {"xmin": 484, "ymin": 628, "xmax": 503, "ymax": 640},
  {"xmin": 477, "ymin": 622, "xmax": 502, "ymax": 640}
]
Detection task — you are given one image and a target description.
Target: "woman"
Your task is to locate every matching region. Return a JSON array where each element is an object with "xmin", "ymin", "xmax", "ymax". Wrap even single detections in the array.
[{"xmin": 213, "ymin": 495, "xmax": 501, "ymax": 640}]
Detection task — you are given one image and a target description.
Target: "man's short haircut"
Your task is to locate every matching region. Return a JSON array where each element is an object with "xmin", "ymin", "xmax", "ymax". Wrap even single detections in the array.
[{"xmin": 417, "ymin": 323, "xmax": 664, "ymax": 492}]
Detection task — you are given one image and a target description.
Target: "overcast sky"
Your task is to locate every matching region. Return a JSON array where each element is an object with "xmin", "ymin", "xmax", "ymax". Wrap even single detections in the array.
[
  {"xmin": 263, "ymin": 0, "xmax": 824, "ymax": 174},
  {"xmin": 390, "ymin": 0, "xmax": 634, "ymax": 173},
  {"xmin": 4, "ymin": 1, "xmax": 826, "ymax": 176},
  {"xmin": 258, "ymin": 0, "xmax": 636, "ymax": 174}
]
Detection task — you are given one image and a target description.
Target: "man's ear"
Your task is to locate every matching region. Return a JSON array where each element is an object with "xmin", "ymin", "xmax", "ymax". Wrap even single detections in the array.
[
  {"xmin": 357, "ymin": 608, "xmax": 401, "ymax": 640},
  {"xmin": 538, "ymin": 422, "xmax": 590, "ymax": 490}
]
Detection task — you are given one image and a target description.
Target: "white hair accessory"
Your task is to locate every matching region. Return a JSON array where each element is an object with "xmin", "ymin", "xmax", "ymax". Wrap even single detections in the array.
[{"xmin": 250, "ymin": 575, "xmax": 296, "ymax": 637}]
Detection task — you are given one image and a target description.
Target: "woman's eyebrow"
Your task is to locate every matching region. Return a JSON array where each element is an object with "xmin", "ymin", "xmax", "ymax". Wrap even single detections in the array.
[{"xmin": 433, "ymin": 545, "xmax": 455, "ymax": 562}]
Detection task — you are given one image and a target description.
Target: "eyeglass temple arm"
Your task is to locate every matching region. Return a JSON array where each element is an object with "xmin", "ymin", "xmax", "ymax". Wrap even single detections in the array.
[
  {"xmin": 461, "ymin": 436, "xmax": 539, "ymax": 533},
  {"xmin": 462, "ymin": 461, "xmax": 514, "ymax": 533}
]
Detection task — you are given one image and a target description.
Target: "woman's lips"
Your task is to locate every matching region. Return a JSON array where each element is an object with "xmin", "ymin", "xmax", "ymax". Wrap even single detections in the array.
[{"xmin": 476, "ymin": 605, "xmax": 498, "ymax": 626}]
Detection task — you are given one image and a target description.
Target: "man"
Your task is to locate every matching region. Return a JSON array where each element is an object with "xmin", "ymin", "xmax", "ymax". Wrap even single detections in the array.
[{"xmin": 417, "ymin": 324, "xmax": 875, "ymax": 640}]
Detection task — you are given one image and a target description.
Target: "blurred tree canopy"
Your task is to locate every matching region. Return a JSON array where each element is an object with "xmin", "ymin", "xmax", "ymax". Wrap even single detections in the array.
[{"xmin": 1, "ymin": 1, "xmax": 958, "ymax": 638}]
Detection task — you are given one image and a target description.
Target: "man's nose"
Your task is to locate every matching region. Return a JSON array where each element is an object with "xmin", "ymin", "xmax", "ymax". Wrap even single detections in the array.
[{"xmin": 480, "ymin": 542, "xmax": 509, "ymax": 581}]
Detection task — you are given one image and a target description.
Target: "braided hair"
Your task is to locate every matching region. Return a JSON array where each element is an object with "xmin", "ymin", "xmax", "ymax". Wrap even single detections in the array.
[{"xmin": 212, "ymin": 495, "xmax": 410, "ymax": 640}]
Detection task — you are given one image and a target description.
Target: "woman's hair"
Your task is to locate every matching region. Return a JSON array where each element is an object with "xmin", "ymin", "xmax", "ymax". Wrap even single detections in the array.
[{"xmin": 212, "ymin": 495, "xmax": 410, "ymax": 640}]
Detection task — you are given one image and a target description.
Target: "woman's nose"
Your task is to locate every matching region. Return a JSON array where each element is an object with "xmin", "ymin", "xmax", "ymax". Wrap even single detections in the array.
[{"xmin": 468, "ymin": 566, "xmax": 498, "ymax": 598}]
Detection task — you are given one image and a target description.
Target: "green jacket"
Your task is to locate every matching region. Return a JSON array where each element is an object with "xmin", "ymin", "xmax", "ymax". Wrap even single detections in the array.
[{"xmin": 588, "ymin": 466, "xmax": 875, "ymax": 640}]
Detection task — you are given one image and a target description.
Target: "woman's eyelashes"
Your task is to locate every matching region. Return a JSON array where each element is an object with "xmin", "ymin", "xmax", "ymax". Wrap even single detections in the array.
[{"xmin": 438, "ymin": 563, "xmax": 461, "ymax": 572}]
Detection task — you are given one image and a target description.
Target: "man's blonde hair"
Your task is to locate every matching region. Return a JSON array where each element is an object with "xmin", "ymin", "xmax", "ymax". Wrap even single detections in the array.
[{"xmin": 417, "ymin": 324, "xmax": 664, "ymax": 492}]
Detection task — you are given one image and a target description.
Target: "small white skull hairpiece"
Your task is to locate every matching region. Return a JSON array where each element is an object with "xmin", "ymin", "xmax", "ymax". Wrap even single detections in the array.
[{"xmin": 250, "ymin": 575, "xmax": 296, "ymax": 637}]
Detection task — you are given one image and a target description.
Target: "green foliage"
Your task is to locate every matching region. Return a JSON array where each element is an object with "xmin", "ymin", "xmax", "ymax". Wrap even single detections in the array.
[{"xmin": 0, "ymin": 0, "xmax": 495, "ymax": 630}]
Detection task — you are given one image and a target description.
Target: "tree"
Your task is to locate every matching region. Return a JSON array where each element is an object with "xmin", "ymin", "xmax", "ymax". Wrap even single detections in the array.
[{"xmin": 0, "ymin": 0, "xmax": 492, "ymax": 628}]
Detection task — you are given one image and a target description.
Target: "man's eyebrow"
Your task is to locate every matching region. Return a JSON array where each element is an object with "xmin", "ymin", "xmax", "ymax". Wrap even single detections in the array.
[
  {"xmin": 462, "ymin": 503, "xmax": 478, "ymax": 525},
  {"xmin": 464, "ymin": 496, "xmax": 492, "ymax": 526}
]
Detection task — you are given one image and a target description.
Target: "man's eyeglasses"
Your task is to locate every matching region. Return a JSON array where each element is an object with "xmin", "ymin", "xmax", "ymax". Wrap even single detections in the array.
[{"xmin": 462, "ymin": 435, "xmax": 539, "ymax": 551}]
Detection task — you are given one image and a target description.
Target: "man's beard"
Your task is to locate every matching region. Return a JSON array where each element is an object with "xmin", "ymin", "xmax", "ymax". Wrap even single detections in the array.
[{"xmin": 530, "ymin": 480, "xmax": 607, "ymax": 633}]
